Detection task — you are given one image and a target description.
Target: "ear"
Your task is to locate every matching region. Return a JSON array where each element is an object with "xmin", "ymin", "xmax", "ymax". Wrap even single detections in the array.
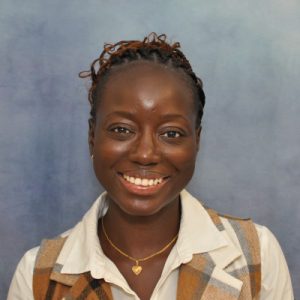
[
  {"xmin": 196, "ymin": 126, "xmax": 202, "ymax": 152},
  {"xmin": 88, "ymin": 119, "xmax": 95, "ymax": 156}
]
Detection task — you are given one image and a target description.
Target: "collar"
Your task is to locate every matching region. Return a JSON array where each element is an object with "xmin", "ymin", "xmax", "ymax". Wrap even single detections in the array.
[
  {"xmin": 176, "ymin": 189, "xmax": 227, "ymax": 261},
  {"xmin": 55, "ymin": 190, "xmax": 241, "ymax": 277}
]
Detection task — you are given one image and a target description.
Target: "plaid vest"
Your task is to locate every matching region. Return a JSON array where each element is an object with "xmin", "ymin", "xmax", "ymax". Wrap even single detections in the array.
[{"xmin": 33, "ymin": 207, "xmax": 261, "ymax": 300}]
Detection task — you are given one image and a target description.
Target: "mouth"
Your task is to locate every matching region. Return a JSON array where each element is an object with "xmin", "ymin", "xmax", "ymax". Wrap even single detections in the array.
[
  {"xmin": 117, "ymin": 172, "xmax": 169, "ymax": 195},
  {"xmin": 123, "ymin": 174, "xmax": 164, "ymax": 187}
]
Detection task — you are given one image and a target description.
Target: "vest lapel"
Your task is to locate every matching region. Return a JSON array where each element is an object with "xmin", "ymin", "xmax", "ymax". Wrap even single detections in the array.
[
  {"xmin": 50, "ymin": 264, "xmax": 80, "ymax": 286},
  {"xmin": 49, "ymin": 270, "xmax": 113, "ymax": 300},
  {"xmin": 177, "ymin": 245, "xmax": 243, "ymax": 300}
]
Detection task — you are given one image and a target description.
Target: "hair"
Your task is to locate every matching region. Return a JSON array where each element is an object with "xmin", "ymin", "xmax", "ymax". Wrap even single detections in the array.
[{"xmin": 79, "ymin": 33, "xmax": 205, "ymax": 128}]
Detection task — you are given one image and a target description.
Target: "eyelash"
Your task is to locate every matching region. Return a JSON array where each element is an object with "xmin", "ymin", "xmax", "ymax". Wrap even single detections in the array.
[
  {"xmin": 108, "ymin": 126, "xmax": 184, "ymax": 140},
  {"xmin": 111, "ymin": 127, "xmax": 132, "ymax": 134},
  {"xmin": 161, "ymin": 130, "xmax": 183, "ymax": 139},
  {"xmin": 107, "ymin": 126, "xmax": 134, "ymax": 141}
]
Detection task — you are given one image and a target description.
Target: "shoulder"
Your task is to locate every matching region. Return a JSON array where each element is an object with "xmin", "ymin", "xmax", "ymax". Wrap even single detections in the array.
[
  {"xmin": 181, "ymin": 190, "xmax": 294, "ymax": 298},
  {"xmin": 8, "ymin": 230, "xmax": 71, "ymax": 300},
  {"xmin": 254, "ymin": 224, "xmax": 294, "ymax": 299},
  {"xmin": 16, "ymin": 246, "xmax": 40, "ymax": 276},
  {"xmin": 213, "ymin": 211, "xmax": 294, "ymax": 298},
  {"xmin": 7, "ymin": 246, "xmax": 40, "ymax": 300},
  {"xmin": 218, "ymin": 214, "xmax": 294, "ymax": 299}
]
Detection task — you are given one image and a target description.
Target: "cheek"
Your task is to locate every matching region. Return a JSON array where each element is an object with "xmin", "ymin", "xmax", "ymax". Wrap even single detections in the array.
[
  {"xmin": 93, "ymin": 139, "xmax": 130, "ymax": 185},
  {"xmin": 163, "ymin": 144, "xmax": 198, "ymax": 170},
  {"xmin": 94, "ymin": 136, "xmax": 130, "ymax": 162}
]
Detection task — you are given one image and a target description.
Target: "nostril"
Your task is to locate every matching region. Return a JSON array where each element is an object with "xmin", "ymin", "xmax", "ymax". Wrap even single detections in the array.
[{"xmin": 129, "ymin": 146, "xmax": 160, "ymax": 165}]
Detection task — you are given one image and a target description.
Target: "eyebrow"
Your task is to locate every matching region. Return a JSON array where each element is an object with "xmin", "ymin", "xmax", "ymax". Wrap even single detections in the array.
[
  {"xmin": 104, "ymin": 111, "xmax": 135, "ymax": 119},
  {"xmin": 159, "ymin": 113, "xmax": 189, "ymax": 121},
  {"xmin": 105, "ymin": 111, "xmax": 190, "ymax": 122}
]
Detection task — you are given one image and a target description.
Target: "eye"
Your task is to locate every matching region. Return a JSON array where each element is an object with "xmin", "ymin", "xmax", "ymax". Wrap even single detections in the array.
[
  {"xmin": 161, "ymin": 130, "xmax": 182, "ymax": 139},
  {"xmin": 111, "ymin": 127, "xmax": 131, "ymax": 134},
  {"xmin": 108, "ymin": 125, "xmax": 135, "ymax": 140}
]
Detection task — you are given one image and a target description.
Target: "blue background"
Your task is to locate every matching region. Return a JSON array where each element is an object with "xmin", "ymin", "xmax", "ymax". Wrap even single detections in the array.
[{"xmin": 1, "ymin": 0, "xmax": 299, "ymax": 298}]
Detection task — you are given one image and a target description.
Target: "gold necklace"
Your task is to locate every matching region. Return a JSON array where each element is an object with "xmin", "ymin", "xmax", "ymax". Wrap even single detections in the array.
[{"xmin": 101, "ymin": 217, "xmax": 178, "ymax": 275}]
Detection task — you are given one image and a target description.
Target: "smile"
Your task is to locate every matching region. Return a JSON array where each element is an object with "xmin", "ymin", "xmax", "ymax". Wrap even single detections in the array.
[
  {"xmin": 123, "ymin": 175, "xmax": 163, "ymax": 187},
  {"xmin": 118, "ymin": 172, "xmax": 169, "ymax": 195}
]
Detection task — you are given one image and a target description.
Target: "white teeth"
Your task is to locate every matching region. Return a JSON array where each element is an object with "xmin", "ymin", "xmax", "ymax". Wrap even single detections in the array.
[
  {"xmin": 134, "ymin": 178, "xmax": 142, "ymax": 185},
  {"xmin": 141, "ymin": 179, "xmax": 148, "ymax": 186},
  {"xmin": 123, "ymin": 175, "xmax": 164, "ymax": 186},
  {"xmin": 153, "ymin": 178, "xmax": 162, "ymax": 185}
]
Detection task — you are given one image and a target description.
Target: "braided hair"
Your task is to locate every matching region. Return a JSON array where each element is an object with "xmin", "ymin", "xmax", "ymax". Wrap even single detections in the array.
[{"xmin": 79, "ymin": 33, "xmax": 205, "ymax": 128}]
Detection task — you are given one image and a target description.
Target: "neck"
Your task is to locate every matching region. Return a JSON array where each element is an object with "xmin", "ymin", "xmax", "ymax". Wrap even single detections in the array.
[{"xmin": 99, "ymin": 196, "xmax": 181, "ymax": 258}]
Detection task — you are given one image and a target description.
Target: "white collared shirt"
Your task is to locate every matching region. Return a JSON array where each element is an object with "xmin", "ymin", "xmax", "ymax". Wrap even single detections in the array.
[{"xmin": 7, "ymin": 190, "xmax": 294, "ymax": 299}]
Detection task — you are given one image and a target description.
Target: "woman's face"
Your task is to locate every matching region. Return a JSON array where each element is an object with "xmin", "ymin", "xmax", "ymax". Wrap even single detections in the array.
[{"xmin": 89, "ymin": 62, "xmax": 201, "ymax": 217}]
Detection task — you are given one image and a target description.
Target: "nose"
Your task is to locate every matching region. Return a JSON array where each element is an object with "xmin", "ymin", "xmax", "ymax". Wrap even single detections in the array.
[{"xmin": 129, "ymin": 129, "xmax": 160, "ymax": 166}]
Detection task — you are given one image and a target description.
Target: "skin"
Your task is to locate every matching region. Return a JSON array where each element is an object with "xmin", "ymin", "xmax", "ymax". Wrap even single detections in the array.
[{"xmin": 89, "ymin": 61, "xmax": 201, "ymax": 300}]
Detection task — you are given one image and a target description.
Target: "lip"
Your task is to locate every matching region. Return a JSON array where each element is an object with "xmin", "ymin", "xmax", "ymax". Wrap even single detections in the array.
[
  {"xmin": 118, "ymin": 170, "xmax": 169, "ymax": 179},
  {"xmin": 117, "ymin": 172, "xmax": 170, "ymax": 196}
]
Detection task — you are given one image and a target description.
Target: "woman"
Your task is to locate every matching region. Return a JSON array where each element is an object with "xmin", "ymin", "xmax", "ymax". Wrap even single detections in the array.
[{"xmin": 8, "ymin": 33, "xmax": 293, "ymax": 299}]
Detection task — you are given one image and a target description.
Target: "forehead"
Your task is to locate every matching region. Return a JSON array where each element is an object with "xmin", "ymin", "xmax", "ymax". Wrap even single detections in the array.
[{"xmin": 96, "ymin": 61, "xmax": 197, "ymax": 121}]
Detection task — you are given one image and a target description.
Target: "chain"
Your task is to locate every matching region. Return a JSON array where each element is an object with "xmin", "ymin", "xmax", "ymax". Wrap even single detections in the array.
[{"xmin": 101, "ymin": 217, "xmax": 178, "ymax": 263}]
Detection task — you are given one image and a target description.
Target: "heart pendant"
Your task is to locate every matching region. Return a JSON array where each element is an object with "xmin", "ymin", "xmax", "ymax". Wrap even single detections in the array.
[{"xmin": 132, "ymin": 265, "xmax": 142, "ymax": 275}]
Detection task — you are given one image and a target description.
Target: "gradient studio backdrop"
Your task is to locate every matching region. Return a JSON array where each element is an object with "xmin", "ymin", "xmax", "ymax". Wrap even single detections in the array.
[{"xmin": 1, "ymin": 0, "xmax": 299, "ymax": 298}]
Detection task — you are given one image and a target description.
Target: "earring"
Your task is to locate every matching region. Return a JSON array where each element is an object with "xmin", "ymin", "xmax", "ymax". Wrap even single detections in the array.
[{"xmin": 91, "ymin": 154, "xmax": 94, "ymax": 160}]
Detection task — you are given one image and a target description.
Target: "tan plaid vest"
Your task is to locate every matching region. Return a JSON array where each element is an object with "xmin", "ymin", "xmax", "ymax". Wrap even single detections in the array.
[{"xmin": 33, "ymin": 207, "xmax": 261, "ymax": 300}]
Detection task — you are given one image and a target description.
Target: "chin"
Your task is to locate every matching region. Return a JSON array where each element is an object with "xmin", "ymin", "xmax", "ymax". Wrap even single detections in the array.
[
  {"xmin": 114, "ymin": 189, "xmax": 182, "ymax": 219},
  {"xmin": 117, "ymin": 197, "xmax": 167, "ymax": 217}
]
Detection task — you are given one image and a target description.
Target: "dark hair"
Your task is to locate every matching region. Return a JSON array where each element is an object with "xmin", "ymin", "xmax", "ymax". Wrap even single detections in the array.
[{"xmin": 79, "ymin": 33, "xmax": 205, "ymax": 128}]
